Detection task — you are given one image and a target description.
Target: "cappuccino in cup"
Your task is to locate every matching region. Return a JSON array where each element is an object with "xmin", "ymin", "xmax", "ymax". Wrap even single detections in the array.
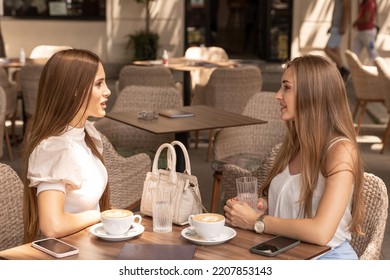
[
  {"xmin": 101, "ymin": 209, "xmax": 142, "ymax": 235},
  {"xmin": 188, "ymin": 213, "xmax": 225, "ymax": 240}
]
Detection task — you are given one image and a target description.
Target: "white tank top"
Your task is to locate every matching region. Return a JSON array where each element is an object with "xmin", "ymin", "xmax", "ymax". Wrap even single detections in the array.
[{"xmin": 268, "ymin": 137, "xmax": 353, "ymax": 247}]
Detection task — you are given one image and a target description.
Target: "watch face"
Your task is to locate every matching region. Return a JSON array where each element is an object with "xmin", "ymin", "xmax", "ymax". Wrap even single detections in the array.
[{"xmin": 255, "ymin": 221, "xmax": 264, "ymax": 233}]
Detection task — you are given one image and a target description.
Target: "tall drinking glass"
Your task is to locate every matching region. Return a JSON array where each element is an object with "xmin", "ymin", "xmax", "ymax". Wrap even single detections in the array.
[
  {"xmin": 236, "ymin": 176, "xmax": 258, "ymax": 211},
  {"xmin": 152, "ymin": 186, "xmax": 173, "ymax": 233}
]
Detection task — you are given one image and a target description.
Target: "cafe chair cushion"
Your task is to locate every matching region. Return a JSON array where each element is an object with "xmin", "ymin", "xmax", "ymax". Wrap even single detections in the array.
[{"xmin": 29, "ymin": 45, "xmax": 73, "ymax": 59}]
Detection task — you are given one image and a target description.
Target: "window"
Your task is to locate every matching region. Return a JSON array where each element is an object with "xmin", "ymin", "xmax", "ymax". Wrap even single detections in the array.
[{"xmin": 2, "ymin": 0, "xmax": 105, "ymax": 20}]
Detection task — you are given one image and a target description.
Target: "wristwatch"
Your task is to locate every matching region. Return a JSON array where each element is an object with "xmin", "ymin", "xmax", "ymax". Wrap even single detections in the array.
[{"xmin": 254, "ymin": 214, "xmax": 266, "ymax": 234}]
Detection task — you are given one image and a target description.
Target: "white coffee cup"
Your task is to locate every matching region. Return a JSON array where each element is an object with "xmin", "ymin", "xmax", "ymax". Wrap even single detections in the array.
[
  {"xmin": 188, "ymin": 213, "xmax": 225, "ymax": 240},
  {"xmin": 101, "ymin": 209, "xmax": 142, "ymax": 235}
]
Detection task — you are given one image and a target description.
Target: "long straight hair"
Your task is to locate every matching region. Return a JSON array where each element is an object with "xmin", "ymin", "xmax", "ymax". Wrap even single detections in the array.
[
  {"xmin": 260, "ymin": 55, "xmax": 364, "ymax": 234},
  {"xmin": 22, "ymin": 49, "xmax": 110, "ymax": 243}
]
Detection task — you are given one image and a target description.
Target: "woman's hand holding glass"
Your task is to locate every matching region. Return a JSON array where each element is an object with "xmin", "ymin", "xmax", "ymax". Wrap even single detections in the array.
[{"xmin": 224, "ymin": 197, "xmax": 268, "ymax": 230}]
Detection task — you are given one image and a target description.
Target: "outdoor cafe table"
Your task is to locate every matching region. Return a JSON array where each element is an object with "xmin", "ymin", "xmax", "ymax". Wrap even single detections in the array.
[
  {"xmin": 106, "ymin": 105, "xmax": 266, "ymax": 142},
  {"xmin": 106, "ymin": 105, "xmax": 267, "ymax": 171},
  {"xmin": 0, "ymin": 216, "xmax": 330, "ymax": 260}
]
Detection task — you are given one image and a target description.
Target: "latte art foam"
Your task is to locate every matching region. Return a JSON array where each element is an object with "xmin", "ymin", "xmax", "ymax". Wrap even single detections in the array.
[
  {"xmin": 102, "ymin": 209, "xmax": 132, "ymax": 219},
  {"xmin": 193, "ymin": 213, "xmax": 224, "ymax": 223}
]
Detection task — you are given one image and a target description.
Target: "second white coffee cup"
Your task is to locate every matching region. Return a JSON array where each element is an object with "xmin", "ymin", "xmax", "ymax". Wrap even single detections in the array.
[
  {"xmin": 101, "ymin": 209, "xmax": 142, "ymax": 235},
  {"xmin": 188, "ymin": 213, "xmax": 225, "ymax": 240}
]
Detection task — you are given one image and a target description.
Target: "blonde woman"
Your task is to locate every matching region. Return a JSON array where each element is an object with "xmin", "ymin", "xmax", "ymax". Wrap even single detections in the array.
[
  {"xmin": 22, "ymin": 49, "xmax": 111, "ymax": 243},
  {"xmin": 224, "ymin": 55, "xmax": 364, "ymax": 259}
]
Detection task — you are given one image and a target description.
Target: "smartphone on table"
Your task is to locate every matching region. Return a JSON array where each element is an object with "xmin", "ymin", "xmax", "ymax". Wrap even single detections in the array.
[
  {"xmin": 32, "ymin": 237, "xmax": 79, "ymax": 258},
  {"xmin": 250, "ymin": 236, "xmax": 300, "ymax": 257}
]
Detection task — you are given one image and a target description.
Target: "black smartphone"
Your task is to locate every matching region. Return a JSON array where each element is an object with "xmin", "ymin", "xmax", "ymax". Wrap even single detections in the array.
[
  {"xmin": 250, "ymin": 236, "xmax": 300, "ymax": 257},
  {"xmin": 32, "ymin": 237, "xmax": 79, "ymax": 258}
]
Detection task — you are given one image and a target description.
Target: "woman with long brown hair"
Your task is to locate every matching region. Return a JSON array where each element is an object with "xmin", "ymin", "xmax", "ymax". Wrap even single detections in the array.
[
  {"xmin": 224, "ymin": 55, "xmax": 364, "ymax": 259},
  {"xmin": 22, "ymin": 49, "xmax": 111, "ymax": 243}
]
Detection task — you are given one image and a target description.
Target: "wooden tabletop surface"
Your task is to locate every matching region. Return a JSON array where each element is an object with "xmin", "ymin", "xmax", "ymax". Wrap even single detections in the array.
[
  {"xmin": 106, "ymin": 105, "xmax": 267, "ymax": 134},
  {"xmin": 0, "ymin": 216, "xmax": 330, "ymax": 260}
]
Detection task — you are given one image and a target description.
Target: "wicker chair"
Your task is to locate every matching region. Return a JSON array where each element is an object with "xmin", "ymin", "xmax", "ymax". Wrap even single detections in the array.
[
  {"xmin": 192, "ymin": 65, "xmax": 262, "ymax": 160},
  {"xmin": 116, "ymin": 65, "xmax": 181, "ymax": 97},
  {"xmin": 222, "ymin": 145, "xmax": 388, "ymax": 260},
  {"xmin": 0, "ymin": 163, "xmax": 24, "ymax": 251},
  {"xmin": 374, "ymin": 57, "xmax": 390, "ymax": 154},
  {"xmin": 99, "ymin": 133, "xmax": 151, "ymax": 210},
  {"xmin": 184, "ymin": 46, "xmax": 229, "ymax": 91},
  {"xmin": 351, "ymin": 172, "xmax": 388, "ymax": 259},
  {"xmin": 20, "ymin": 63, "xmax": 45, "ymax": 126},
  {"xmin": 0, "ymin": 87, "xmax": 13, "ymax": 160},
  {"xmin": 0, "ymin": 68, "xmax": 19, "ymax": 147},
  {"xmin": 345, "ymin": 50, "xmax": 384, "ymax": 134},
  {"xmin": 210, "ymin": 91, "xmax": 285, "ymax": 211},
  {"xmin": 94, "ymin": 85, "xmax": 183, "ymax": 156}
]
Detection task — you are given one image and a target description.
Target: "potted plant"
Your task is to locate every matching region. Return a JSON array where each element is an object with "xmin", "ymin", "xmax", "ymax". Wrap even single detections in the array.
[{"xmin": 127, "ymin": 0, "xmax": 159, "ymax": 61}]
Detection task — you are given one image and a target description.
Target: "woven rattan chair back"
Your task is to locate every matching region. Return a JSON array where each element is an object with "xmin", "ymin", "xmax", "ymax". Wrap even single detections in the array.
[
  {"xmin": 374, "ymin": 57, "xmax": 390, "ymax": 153},
  {"xmin": 202, "ymin": 65, "xmax": 262, "ymax": 113},
  {"xmin": 214, "ymin": 91, "xmax": 285, "ymax": 161},
  {"xmin": 117, "ymin": 65, "xmax": 177, "ymax": 93},
  {"xmin": 100, "ymin": 133, "xmax": 151, "ymax": 210},
  {"xmin": 345, "ymin": 50, "xmax": 384, "ymax": 134},
  {"xmin": 0, "ymin": 163, "xmax": 24, "ymax": 251},
  {"xmin": 0, "ymin": 87, "xmax": 6, "ymax": 158},
  {"xmin": 20, "ymin": 63, "xmax": 44, "ymax": 119},
  {"xmin": 0, "ymin": 67, "xmax": 18, "ymax": 118},
  {"xmin": 94, "ymin": 85, "xmax": 182, "ymax": 151},
  {"xmin": 351, "ymin": 172, "xmax": 388, "ymax": 259}
]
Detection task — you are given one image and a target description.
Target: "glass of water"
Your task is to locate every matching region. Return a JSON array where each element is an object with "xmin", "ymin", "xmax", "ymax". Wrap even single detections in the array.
[
  {"xmin": 152, "ymin": 186, "xmax": 173, "ymax": 233},
  {"xmin": 236, "ymin": 176, "xmax": 258, "ymax": 211}
]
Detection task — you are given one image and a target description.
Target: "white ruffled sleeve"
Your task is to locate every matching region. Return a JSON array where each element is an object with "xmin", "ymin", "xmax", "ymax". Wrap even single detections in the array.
[{"xmin": 28, "ymin": 137, "xmax": 83, "ymax": 189}]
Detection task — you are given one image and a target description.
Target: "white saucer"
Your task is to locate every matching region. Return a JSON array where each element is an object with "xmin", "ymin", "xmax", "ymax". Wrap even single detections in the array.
[
  {"xmin": 90, "ymin": 223, "xmax": 144, "ymax": 241},
  {"xmin": 181, "ymin": 226, "xmax": 236, "ymax": 246}
]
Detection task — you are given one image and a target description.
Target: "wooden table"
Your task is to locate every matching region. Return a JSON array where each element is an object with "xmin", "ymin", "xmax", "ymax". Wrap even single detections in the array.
[
  {"xmin": 0, "ymin": 217, "xmax": 330, "ymax": 260},
  {"xmin": 106, "ymin": 105, "xmax": 266, "ymax": 135},
  {"xmin": 106, "ymin": 105, "xmax": 266, "ymax": 171},
  {"xmin": 133, "ymin": 57, "xmax": 238, "ymax": 106}
]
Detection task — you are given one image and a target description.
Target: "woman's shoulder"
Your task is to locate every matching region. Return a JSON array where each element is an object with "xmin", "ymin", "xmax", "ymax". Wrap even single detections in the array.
[
  {"xmin": 28, "ymin": 134, "xmax": 83, "ymax": 187},
  {"xmin": 325, "ymin": 137, "xmax": 358, "ymax": 170}
]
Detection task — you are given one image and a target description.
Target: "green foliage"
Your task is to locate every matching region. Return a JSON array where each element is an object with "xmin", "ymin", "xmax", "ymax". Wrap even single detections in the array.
[
  {"xmin": 127, "ymin": 0, "xmax": 158, "ymax": 60},
  {"xmin": 128, "ymin": 31, "xmax": 159, "ymax": 61}
]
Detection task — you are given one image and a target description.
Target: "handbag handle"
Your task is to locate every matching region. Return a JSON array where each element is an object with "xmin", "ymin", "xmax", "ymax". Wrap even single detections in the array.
[
  {"xmin": 168, "ymin": 140, "xmax": 192, "ymax": 175},
  {"xmin": 152, "ymin": 143, "xmax": 178, "ymax": 183}
]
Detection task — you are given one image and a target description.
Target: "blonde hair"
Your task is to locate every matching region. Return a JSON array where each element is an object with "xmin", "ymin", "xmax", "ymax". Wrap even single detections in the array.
[
  {"xmin": 22, "ymin": 49, "xmax": 110, "ymax": 243},
  {"xmin": 260, "ymin": 55, "xmax": 364, "ymax": 234}
]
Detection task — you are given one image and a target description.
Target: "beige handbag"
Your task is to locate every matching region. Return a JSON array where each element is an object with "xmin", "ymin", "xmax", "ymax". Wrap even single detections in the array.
[{"xmin": 140, "ymin": 141, "xmax": 205, "ymax": 225}]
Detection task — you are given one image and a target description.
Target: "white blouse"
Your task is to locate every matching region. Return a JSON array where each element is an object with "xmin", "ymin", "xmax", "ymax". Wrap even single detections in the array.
[
  {"xmin": 268, "ymin": 138, "xmax": 353, "ymax": 248},
  {"xmin": 28, "ymin": 121, "xmax": 107, "ymax": 213}
]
